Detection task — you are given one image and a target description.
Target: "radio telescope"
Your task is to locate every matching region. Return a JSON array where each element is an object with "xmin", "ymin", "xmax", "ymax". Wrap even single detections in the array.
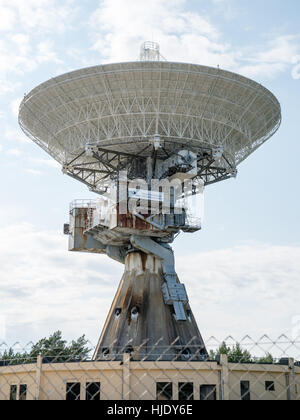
[{"xmin": 19, "ymin": 42, "xmax": 281, "ymax": 361}]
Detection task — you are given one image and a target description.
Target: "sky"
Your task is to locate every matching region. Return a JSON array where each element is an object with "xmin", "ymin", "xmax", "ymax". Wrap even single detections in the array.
[{"xmin": 0, "ymin": 0, "xmax": 300, "ymax": 353}]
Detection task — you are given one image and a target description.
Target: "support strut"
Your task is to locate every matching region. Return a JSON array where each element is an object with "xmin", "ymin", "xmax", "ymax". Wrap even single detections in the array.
[{"xmin": 130, "ymin": 235, "xmax": 188, "ymax": 321}]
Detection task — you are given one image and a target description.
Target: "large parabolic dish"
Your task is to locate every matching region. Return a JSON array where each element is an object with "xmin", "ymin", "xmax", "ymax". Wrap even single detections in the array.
[{"xmin": 19, "ymin": 61, "xmax": 281, "ymax": 190}]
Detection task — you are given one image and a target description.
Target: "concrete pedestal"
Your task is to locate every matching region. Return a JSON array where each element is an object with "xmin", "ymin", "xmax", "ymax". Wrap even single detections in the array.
[{"xmin": 94, "ymin": 252, "xmax": 207, "ymax": 361}]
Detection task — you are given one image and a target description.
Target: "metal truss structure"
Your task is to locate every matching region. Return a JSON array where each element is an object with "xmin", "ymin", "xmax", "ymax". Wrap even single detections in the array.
[{"xmin": 19, "ymin": 61, "xmax": 281, "ymax": 193}]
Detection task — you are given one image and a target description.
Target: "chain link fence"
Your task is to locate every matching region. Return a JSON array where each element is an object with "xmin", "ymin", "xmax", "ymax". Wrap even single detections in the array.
[{"xmin": 0, "ymin": 335, "xmax": 299, "ymax": 400}]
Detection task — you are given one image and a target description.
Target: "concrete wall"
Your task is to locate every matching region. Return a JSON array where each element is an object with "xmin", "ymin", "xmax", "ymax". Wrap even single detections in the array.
[{"xmin": 0, "ymin": 355, "xmax": 299, "ymax": 400}]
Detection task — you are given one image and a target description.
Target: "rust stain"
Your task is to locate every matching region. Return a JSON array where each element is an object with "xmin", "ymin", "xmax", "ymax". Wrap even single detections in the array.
[
  {"xmin": 118, "ymin": 213, "xmax": 154, "ymax": 231},
  {"xmin": 82, "ymin": 208, "xmax": 90, "ymax": 230},
  {"xmin": 81, "ymin": 228, "xmax": 88, "ymax": 246},
  {"xmin": 77, "ymin": 212, "xmax": 81, "ymax": 227},
  {"xmin": 76, "ymin": 208, "xmax": 90, "ymax": 247},
  {"xmin": 140, "ymin": 252, "xmax": 147, "ymax": 271},
  {"xmin": 122, "ymin": 284, "xmax": 133, "ymax": 312}
]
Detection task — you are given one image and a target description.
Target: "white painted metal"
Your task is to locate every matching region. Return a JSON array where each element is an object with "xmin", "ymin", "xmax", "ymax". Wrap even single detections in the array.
[
  {"xmin": 140, "ymin": 41, "xmax": 165, "ymax": 61},
  {"xmin": 18, "ymin": 61, "xmax": 281, "ymax": 185}
]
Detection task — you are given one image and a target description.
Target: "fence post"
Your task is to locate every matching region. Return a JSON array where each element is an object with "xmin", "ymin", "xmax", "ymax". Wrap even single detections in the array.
[
  {"xmin": 289, "ymin": 358, "xmax": 295, "ymax": 401},
  {"xmin": 122, "ymin": 353, "xmax": 131, "ymax": 400},
  {"xmin": 220, "ymin": 354, "xmax": 230, "ymax": 400},
  {"xmin": 218, "ymin": 370, "xmax": 223, "ymax": 401},
  {"xmin": 35, "ymin": 355, "xmax": 42, "ymax": 400}
]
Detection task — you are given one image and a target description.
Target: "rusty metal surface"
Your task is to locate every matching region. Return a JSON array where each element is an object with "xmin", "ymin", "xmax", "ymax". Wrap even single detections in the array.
[
  {"xmin": 94, "ymin": 253, "xmax": 207, "ymax": 361},
  {"xmin": 69, "ymin": 208, "xmax": 106, "ymax": 253}
]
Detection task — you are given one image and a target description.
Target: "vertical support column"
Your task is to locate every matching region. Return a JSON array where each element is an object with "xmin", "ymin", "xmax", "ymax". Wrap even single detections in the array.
[
  {"xmin": 122, "ymin": 353, "xmax": 131, "ymax": 400},
  {"xmin": 220, "ymin": 354, "xmax": 230, "ymax": 401},
  {"xmin": 289, "ymin": 358, "xmax": 295, "ymax": 401},
  {"xmin": 35, "ymin": 355, "xmax": 42, "ymax": 400},
  {"xmin": 285, "ymin": 372, "xmax": 291, "ymax": 401},
  {"xmin": 218, "ymin": 370, "xmax": 223, "ymax": 401},
  {"xmin": 80, "ymin": 380, "xmax": 86, "ymax": 401},
  {"xmin": 146, "ymin": 157, "xmax": 153, "ymax": 187}
]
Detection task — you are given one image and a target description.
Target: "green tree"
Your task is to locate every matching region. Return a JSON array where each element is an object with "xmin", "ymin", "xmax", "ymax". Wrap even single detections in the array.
[
  {"xmin": 209, "ymin": 341, "xmax": 272, "ymax": 364},
  {"xmin": 257, "ymin": 353, "xmax": 274, "ymax": 364},
  {"xmin": 0, "ymin": 331, "xmax": 91, "ymax": 365},
  {"xmin": 1, "ymin": 348, "xmax": 31, "ymax": 365},
  {"xmin": 209, "ymin": 341, "xmax": 231, "ymax": 360},
  {"xmin": 228, "ymin": 343, "xmax": 252, "ymax": 363}
]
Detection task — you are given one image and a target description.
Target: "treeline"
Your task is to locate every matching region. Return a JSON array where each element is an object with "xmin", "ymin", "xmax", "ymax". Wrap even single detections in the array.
[
  {"xmin": 209, "ymin": 342, "xmax": 274, "ymax": 364},
  {"xmin": 0, "ymin": 331, "xmax": 91, "ymax": 365},
  {"xmin": 0, "ymin": 332, "xmax": 275, "ymax": 365}
]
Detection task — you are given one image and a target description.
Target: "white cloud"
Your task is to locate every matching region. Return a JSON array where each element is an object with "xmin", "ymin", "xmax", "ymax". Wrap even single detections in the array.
[
  {"xmin": 6, "ymin": 148, "xmax": 22, "ymax": 157},
  {"xmin": 25, "ymin": 168, "xmax": 43, "ymax": 176},
  {"xmin": 36, "ymin": 40, "xmax": 63, "ymax": 65},
  {"xmin": 0, "ymin": 78, "xmax": 19, "ymax": 95},
  {"xmin": 0, "ymin": 222, "xmax": 299, "ymax": 345},
  {"xmin": 0, "ymin": 33, "xmax": 61, "ymax": 81},
  {"xmin": 89, "ymin": 0, "xmax": 300, "ymax": 79},
  {"xmin": 291, "ymin": 56, "xmax": 300, "ymax": 80},
  {"xmin": 90, "ymin": 0, "xmax": 238, "ymax": 68},
  {"xmin": 0, "ymin": 40, "xmax": 36, "ymax": 95},
  {"xmin": 211, "ymin": 0, "xmax": 239, "ymax": 20},
  {"xmin": 1, "ymin": 133, "xmax": 60, "ymax": 173},
  {"xmin": 10, "ymin": 97, "xmax": 22, "ymax": 118},
  {"xmin": 0, "ymin": 1, "xmax": 78, "ymax": 95},
  {"xmin": 4, "ymin": 128, "xmax": 30, "ymax": 144},
  {"xmin": 10, "ymin": 33, "xmax": 31, "ymax": 55},
  {"xmin": 176, "ymin": 243, "xmax": 300, "ymax": 340},
  {"xmin": 0, "ymin": 0, "xmax": 78, "ymax": 34},
  {"xmin": 0, "ymin": 4, "xmax": 16, "ymax": 31},
  {"xmin": 0, "ymin": 36, "xmax": 36, "ymax": 76},
  {"xmin": 238, "ymin": 35, "xmax": 300, "ymax": 79},
  {"xmin": 27, "ymin": 157, "xmax": 60, "ymax": 169},
  {"xmin": 0, "ymin": 223, "xmax": 122, "ymax": 344},
  {"xmin": 0, "ymin": 0, "xmax": 297, "ymax": 98}
]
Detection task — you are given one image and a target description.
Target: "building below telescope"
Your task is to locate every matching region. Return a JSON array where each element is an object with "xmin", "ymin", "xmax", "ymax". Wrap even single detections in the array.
[{"xmin": 0, "ymin": 354, "xmax": 299, "ymax": 400}]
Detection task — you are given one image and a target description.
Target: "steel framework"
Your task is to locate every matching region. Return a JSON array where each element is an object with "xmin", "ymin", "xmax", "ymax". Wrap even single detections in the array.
[{"xmin": 19, "ymin": 61, "xmax": 281, "ymax": 192}]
